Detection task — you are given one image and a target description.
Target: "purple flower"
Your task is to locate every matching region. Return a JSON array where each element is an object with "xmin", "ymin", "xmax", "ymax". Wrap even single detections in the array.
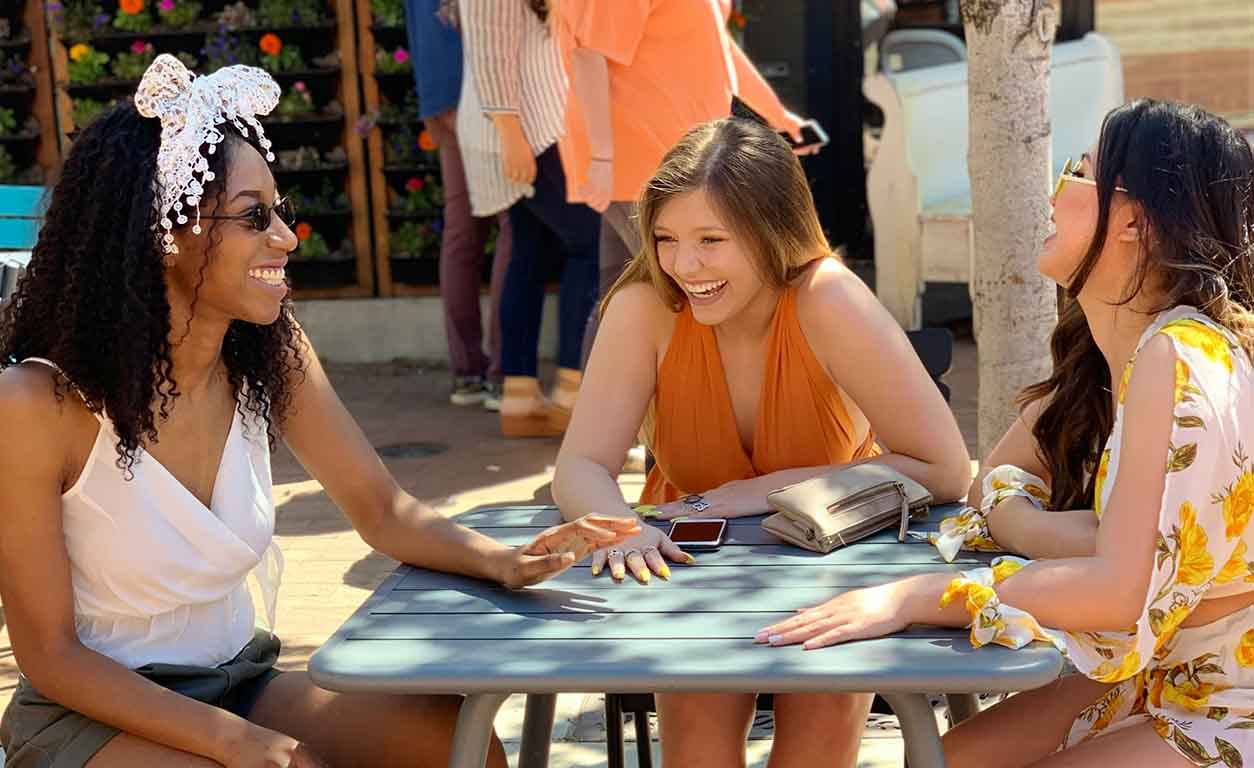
[
  {"xmin": 92, "ymin": 12, "xmax": 110, "ymax": 29},
  {"xmin": 393, "ymin": 47, "xmax": 409, "ymax": 64},
  {"xmin": 159, "ymin": 0, "xmax": 174, "ymax": 10}
]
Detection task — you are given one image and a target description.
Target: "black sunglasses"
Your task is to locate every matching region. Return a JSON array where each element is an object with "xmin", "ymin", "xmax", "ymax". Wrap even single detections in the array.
[{"xmin": 199, "ymin": 196, "xmax": 296, "ymax": 232}]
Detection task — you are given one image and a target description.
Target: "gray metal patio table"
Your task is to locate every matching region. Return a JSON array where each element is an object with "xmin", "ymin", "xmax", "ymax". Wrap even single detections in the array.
[{"xmin": 309, "ymin": 504, "xmax": 1064, "ymax": 767}]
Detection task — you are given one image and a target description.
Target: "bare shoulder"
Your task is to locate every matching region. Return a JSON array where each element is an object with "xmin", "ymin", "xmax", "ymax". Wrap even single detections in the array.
[
  {"xmin": 0, "ymin": 363, "xmax": 77, "ymax": 473},
  {"xmin": 600, "ymin": 281, "xmax": 677, "ymax": 342},
  {"xmin": 794, "ymin": 256, "xmax": 895, "ymax": 340}
]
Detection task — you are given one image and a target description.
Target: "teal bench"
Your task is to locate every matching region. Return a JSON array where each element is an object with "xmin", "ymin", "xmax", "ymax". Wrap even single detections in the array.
[{"xmin": 0, "ymin": 184, "xmax": 44, "ymax": 303}]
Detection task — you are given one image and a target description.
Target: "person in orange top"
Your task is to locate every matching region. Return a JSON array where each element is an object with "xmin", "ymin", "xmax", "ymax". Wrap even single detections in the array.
[
  {"xmin": 552, "ymin": 119, "xmax": 971, "ymax": 767},
  {"xmin": 554, "ymin": 0, "xmax": 817, "ymax": 363}
]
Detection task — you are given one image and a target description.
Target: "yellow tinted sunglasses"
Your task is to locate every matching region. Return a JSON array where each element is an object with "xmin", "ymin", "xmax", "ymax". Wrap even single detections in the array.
[{"xmin": 1053, "ymin": 157, "xmax": 1129, "ymax": 200}]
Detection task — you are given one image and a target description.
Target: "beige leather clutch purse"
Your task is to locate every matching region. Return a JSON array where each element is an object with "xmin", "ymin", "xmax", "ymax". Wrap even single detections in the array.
[{"xmin": 762, "ymin": 464, "xmax": 932, "ymax": 553}]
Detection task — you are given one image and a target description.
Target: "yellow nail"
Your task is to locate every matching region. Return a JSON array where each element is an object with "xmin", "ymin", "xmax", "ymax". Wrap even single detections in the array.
[
  {"xmin": 659, "ymin": 565, "xmax": 672, "ymax": 580},
  {"xmin": 591, "ymin": 565, "xmax": 602, "ymax": 576},
  {"xmin": 639, "ymin": 571, "xmax": 651, "ymax": 584},
  {"xmin": 685, "ymin": 554, "xmax": 697, "ymax": 564}
]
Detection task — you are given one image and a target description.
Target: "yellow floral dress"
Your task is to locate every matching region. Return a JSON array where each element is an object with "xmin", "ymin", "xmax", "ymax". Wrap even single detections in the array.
[{"xmin": 1059, "ymin": 308, "xmax": 1254, "ymax": 766}]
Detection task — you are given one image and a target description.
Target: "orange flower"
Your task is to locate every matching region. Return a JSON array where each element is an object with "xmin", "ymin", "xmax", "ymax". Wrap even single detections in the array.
[
  {"xmin": 259, "ymin": 33, "xmax": 283, "ymax": 57},
  {"xmin": 295, "ymin": 222, "xmax": 312, "ymax": 241},
  {"xmin": 119, "ymin": 0, "xmax": 144, "ymax": 15},
  {"xmin": 418, "ymin": 129, "xmax": 436, "ymax": 151}
]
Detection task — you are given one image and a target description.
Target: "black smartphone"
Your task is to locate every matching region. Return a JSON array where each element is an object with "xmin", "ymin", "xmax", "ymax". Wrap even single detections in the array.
[
  {"xmin": 730, "ymin": 95, "xmax": 827, "ymax": 151},
  {"xmin": 668, "ymin": 518, "xmax": 728, "ymax": 551}
]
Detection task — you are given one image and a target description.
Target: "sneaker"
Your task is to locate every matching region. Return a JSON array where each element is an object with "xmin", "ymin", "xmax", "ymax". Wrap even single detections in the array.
[
  {"xmin": 450, "ymin": 376, "xmax": 489, "ymax": 406},
  {"xmin": 482, "ymin": 380, "xmax": 502, "ymax": 412}
]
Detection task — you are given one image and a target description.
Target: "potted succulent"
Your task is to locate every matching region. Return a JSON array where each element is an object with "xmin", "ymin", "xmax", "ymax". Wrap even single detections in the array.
[
  {"xmin": 67, "ymin": 43, "xmax": 110, "ymax": 85},
  {"xmin": 216, "ymin": 1, "xmax": 255, "ymax": 29}
]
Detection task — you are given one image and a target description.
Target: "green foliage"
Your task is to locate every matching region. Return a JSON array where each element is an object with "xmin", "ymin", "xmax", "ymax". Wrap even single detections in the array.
[
  {"xmin": 71, "ymin": 97, "xmax": 109, "ymax": 128},
  {"xmin": 260, "ymin": 43, "xmax": 305, "ymax": 72},
  {"xmin": 157, "ymin": 0, "xmax": 202, "ymax": 27},
  {"xmin": 111, "ymin": 43, "xmax": 156, "ymax": 81},
  {"xmin": 67, "ymin": 44, "xmax": 110, "ymax": 84},
  {"xmin": 256, "ymin": 0, "xmax": 325, "ymax": 27},
  {"xmin": 370, "ymin": 0, "xmax": 403, "ymax": 26},
  {"xmin": 390, "ymin": 220, "xmax": 439, "ymax": 258}
]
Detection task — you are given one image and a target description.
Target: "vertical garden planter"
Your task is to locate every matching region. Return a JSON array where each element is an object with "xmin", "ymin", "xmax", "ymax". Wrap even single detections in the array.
[
  {"xmin": 0, "ymin": 2, "xmax": 59, "ymax": 188},
  {"xmin": 355, "ymin": 0, "xmax": 449, "ymax": 297},
  {"xmin": 44, "ymin": 0, "xmax": 373, "ymax": 298}
]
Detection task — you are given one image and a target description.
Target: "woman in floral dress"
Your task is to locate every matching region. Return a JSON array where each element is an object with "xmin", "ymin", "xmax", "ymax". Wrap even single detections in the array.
[{"xmin": 756, "ymin": 98, "xmax": 1254, "ymax": 767}]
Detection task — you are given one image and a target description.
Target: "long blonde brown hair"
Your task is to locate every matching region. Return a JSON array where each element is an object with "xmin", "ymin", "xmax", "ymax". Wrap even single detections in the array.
[{"xmin": 600, "ymin": 118, "xmax": 834, "ymax": 318}]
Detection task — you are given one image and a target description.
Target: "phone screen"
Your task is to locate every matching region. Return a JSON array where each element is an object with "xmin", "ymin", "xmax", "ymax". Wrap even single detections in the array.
[{"xmin": 669, "ymin": 520, "xmax": 726, "ymax": 544}]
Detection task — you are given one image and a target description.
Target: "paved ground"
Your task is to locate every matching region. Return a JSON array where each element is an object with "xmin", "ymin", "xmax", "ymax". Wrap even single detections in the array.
[{"xmin": 0, "ymin": 338, "xmax": 978, "ymax": 767}]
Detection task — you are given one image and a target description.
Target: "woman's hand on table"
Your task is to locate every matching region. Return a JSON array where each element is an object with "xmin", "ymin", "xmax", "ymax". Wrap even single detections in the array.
[
  {"xmin": 755, "ymin": 581, "xmax": 914, "ymax": 651},
  {"xmin": 653, "ymin": 478, "xmax": 771, "ymax": 521},
  {"xmin": 494, "ymin": 515, "xmax": 641, "ymax": 589},
  {"xmin": 591, "ymin": 525, "xmax": 693, "ymax": 584}
]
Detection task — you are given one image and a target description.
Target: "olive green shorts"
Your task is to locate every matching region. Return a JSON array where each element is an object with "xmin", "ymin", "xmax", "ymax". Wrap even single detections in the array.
[{"xmin": 0, "ymin": 630, "xmax": 281, "ymax": 768}]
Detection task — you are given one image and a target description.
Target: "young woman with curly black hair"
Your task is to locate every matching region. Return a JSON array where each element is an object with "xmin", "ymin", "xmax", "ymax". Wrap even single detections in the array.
[{"xmin": 0, "ymin": 58, "xmax": 637, "ymax": 768}]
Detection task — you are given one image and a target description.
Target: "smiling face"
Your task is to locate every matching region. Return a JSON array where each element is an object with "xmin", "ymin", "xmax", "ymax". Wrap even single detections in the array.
[
  {"xmin": 167, "ymin": 139, "xmax": 298, "ymax": 326},
  {"xmin": 653, "ymin": 189, "xmax": 771, "ymax": 326},
  {"xmin": 1040, "ymin": 146, "xmax": 1146, "ymax": 307}
]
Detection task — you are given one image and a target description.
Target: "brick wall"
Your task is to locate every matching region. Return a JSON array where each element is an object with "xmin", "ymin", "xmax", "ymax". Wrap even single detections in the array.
[{"xmin": 1095, "ymin": 0, "xmax": 1254, "ymax": 129}]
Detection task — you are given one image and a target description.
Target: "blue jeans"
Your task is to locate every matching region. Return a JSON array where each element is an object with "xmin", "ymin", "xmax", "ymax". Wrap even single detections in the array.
[{"xmin": 500, "ymin": 146, "xmax": 600, "ymax": 376}]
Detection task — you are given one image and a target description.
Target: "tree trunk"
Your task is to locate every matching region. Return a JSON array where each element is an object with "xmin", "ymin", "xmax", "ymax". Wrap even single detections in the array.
[{"xmin": 961, "ymin": 0, "xmax": 1059, "ymax": 457}]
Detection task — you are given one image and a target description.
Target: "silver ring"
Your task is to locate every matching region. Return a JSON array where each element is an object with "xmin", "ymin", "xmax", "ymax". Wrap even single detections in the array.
[
  {"xmin": 625, "ymin": 549, "xmax": 642, "ymax": 559},
  {"xmin": 608, "ymin": 549, "xmax": 622, "ymax": 558},
  {"xmin": 683, "ymin": 494, "xmax": 711, "ymax": 513}
]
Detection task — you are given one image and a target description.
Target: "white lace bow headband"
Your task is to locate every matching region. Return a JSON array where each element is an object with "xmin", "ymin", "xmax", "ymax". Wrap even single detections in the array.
[{"xmin": 134, "ymin": 54, "xmax": 280, "ymax": 255}]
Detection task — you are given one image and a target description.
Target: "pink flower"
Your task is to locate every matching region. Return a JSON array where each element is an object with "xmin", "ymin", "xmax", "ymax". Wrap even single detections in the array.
[
  {"xmin": 159, "ymin": 0, "xmax": 174, "ymax": 10},
  {"xmin": 393, "ymin": 48, "xmax": 409, "ymax": 64},
  {"xmin": 294, "ymin": 81, "xmax": 307, "ymax": 92},
  {"xmin": 131, "ymin": 40, "xmax": 148, "ymax": 54},
  {"xmin": 405, "ymin": 177, "xmax": 424, "ymax": 192}
]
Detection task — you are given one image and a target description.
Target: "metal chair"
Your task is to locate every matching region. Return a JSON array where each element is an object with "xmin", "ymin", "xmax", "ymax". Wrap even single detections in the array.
[{"xmin": 880, "ymin": 28, "xmax": 967, "ymax": 73}]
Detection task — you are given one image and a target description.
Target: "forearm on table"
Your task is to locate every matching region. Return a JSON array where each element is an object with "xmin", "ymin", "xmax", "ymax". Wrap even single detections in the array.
[
  {"xmin": 364, "ymin": 491, "xmax": 511, "ymax": 582},
  {"xmin": 905, "ymin": 555, "xmax": 1137, "ymax": 633},
  {"xmin": 570, "ymin": 48, "xmax": 613, "ymax": 159},
  {"xmin": 26, "ymin": 643, "xmax": 253, "ymax": 763},
  {"xmin": 853, "ymin": 451, "xmax": 971, "ymax": 503},
  {"xmin": 986, "ymin": 498, "xmax": 1098, "ymax": 559},
  {"xmin": 552, "ymin": 455, "xmax": 635, "ymax": 523}
]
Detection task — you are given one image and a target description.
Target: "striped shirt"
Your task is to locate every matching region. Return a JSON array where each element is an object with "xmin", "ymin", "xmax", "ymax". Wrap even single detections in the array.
[{"xmin": 456, "ymin": 0, "xmax": 568, "ymax": 216}]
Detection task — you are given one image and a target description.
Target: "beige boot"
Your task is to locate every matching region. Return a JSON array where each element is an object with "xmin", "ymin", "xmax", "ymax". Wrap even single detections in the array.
[
  {"xmin": 500, "ymin": 376, "xmax": 563, "ymax": 438},
  {"xmin": 547, "ymin": 368, "xmax": 581, "ymax": 432}
]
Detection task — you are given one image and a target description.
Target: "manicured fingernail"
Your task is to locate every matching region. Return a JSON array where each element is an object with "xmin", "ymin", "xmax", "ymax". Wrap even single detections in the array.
[
  {"xmin": 639, "ymin": 571, "xmax": 651, "ymax": 584},
  {"xmin": 768, "ymin": 635, "xmax": 783, "ymax": 646},
  {"xmin": 591, "ymin": 565, "xmax": 602, "ymax": 576},
  {"xmin": 754, "ymin": 631, "xmax": 769, "ymax": 643},
  {"xmin": 659, "ymin": 565, "xmax": 671, "ymax": 580},
  {"xmin": 685, "ymin": 554, "xmax": 697, "ymax": 564},
  {"xmin": 611, "ymin": 569, "xmax": 624, "ymax": 581}
]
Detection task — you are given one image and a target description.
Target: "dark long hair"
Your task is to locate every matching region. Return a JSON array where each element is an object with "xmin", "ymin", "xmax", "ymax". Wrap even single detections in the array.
[
  {"xmin": 1022, "ymin": 98, "xmax": 1254, "ymax": 510},
  {"xmin": 0, "ymin": 101, "xmax": 305, "ymax": 475}
]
